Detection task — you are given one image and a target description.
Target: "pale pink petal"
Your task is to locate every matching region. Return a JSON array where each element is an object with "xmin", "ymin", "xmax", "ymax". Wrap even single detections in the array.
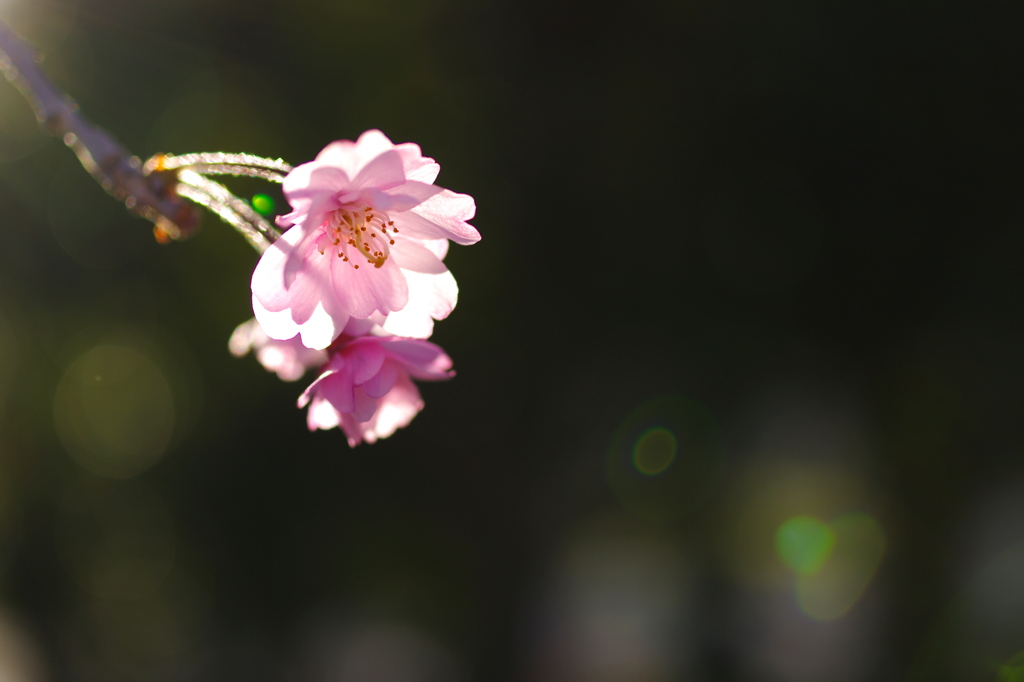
[
  {"xmin": 232, "ymin": 317, "xmax": 328, "ymax": 381},
  {"xmin": 350, "ymin": 386, "xmax": 379, "ymax": 423},
  {"xmin": 252, "ymin": 295, "xmax": 299, "ymax": 341},
  {"xmin": 393, "ymin": 142, "xmax": 440, "ymax": 184},
  {"xmin": 383, "ymin": 339, "xmax": 455, "ymax": 380},
  {"xmin": 379, "ymin": 308, "xmax": 434, "ymax": 340},
  {"xmin": 298, "ymin": 363, "xmax": 342, "ymax": 408},
  {"xmin": 379, "ymin": 270, "xmax": 458, "ymax": 339},
  {"xmin": 338, "ymin": 412, "xmax": 370, "ymax": 446},
  {"xmin": 390, "ymin": 238, "xmax": 448, "ymax": 274},
  {"xmin": 297, "ymin": 334, "xmax": 451, "ymax": 446},
  {"xmin": 366, "ymin": 311, "xmax": 389, "ymax": 329},
  {"xmin": 329, "ymin": 258, "xmax": 409, "ymax": 319},
  {"xmin": 318, "ymin": 367, "xmax": 356, "ymax": 414},
  {"xmin": 377, "ymin": 180, "xmax": 443, "ymax": 211},
  {"xmin": 400, "ymin": 267, "xmax": 458, "ymax": 320},
  {"xmin": 418, "ymin": 238, "xmax": 450, "ymax": 261},
  {"xmin": 406, "ymin": 189, "xmax": 480, "ymax": 244},
  {"xmin": 341, "ymin": 317, "xmax": 379, "ymax": 338},
  {"xmin": 356, "ymin": 185, "xmax": 441, "ymax": 213},
  {"xmin": 369, "ymin": 374, "xmax": 423, "ymax": 440},
  {"xmin": 228, "ymin": 318, "xmax": 264, "ymax": 358},
  {"xmin": 282, "ymin": 165, "xmax": 349, "ymax": 221},
  {"xmin": 271, "ymin": 257, "xmax": 332, "ymax": 325},
  {"xmin": 360, "ymin": 359, "xmax": 399, "ymax": 398},
  {"xmin": 307, "ymin": 396, "xmax": 341, "ymax": 431},
  {"xmin": 255, "ymin": 346, "xmax": 302, "ymax": 381},
  {"xmin": 296, "ymin": 302, "xmax": 341, "ymax": 351},
  {"xmin": 352, "ymin": 130, "xmax": 398, "ymax": 164},
  {"xmin": 253, "ymin": 295, "xmax": 343, "ymax": 350},
  {"xmin": 345, "ymin": 339, "xmax": 387, "ymax": 384},
  {"xmin": 353, "ymin": 187, "xmax": 416, "ymax": 212},
  {"xmin": 252, "ymin": 225, "xmax": 324, "ymax": 312},
  {"xmin": 229, "ymin": 318, "xmax": 326, "ymax": 382},
  {"xmin": 351, "ymin": 149, "xmax": 405, "ymax": 192},
  {"xmin": 312, "ymin": 139, "xmax": 364, "ymax": 179}
]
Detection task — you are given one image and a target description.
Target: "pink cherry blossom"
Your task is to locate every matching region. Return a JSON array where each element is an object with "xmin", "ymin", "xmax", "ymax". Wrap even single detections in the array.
[
  {"xmin": 299, "ymin": 333, "xmax": 454, "ymax": 447},
  {"xmin": 251, "ymin": 130, "xmax": 480, "ymax": 349},
  {"xmin": 228, "ymin": 318, "xmax": 328, "ymax": 382}
]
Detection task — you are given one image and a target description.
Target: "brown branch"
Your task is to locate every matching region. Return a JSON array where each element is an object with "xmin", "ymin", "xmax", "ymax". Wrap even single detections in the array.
[{"xmin": 0, "ymin": 20, "xmax": 200, "ymax": 241}]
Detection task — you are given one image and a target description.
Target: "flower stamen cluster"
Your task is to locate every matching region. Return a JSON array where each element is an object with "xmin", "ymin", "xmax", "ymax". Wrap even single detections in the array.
[{"xmin": 315, "ymin": 205, "xmax": 397, "ymax": 269}]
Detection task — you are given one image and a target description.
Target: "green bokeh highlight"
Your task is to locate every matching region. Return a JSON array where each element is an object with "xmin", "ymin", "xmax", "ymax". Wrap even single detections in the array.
[
  {"xmin": 632, "ymin": 427, "xmax": 677, "ymax": 475},
  {"xmin": 606, "ymin": 396, "xmax": 725, "ymax": 522},
  {"xmin": 775, "ymin": 515, "xmax": 836, "ymax": 576},
  {"xmin": 997, "ymin": 651, "xmax": 1024, "ymax": 681},
  {"xmin": 251, "ymin": 194, "xmax": 275, "ymax": 215},
  {"xmin": 795, "ymin": 513, "xmax": 886, "ymax": 620}
]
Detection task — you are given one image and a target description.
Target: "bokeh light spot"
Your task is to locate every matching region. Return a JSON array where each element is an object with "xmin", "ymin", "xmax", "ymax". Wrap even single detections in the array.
[
  {"xmin": 607, "ymin": 396, "xmax": 725, "ymax": 522},
  {"xmin": 796, "ymin": 513, "xmax": 886, "ymax": 621},
  {"xmin": 632, "ymin": 427, "xmax": 677, "ymax": 476},
  {"xmin": 775, "ymin": 515, "xmax": 835, "ymax": 576},
  {"xmin": 252, "ymin": 193, "xmax": 275, "ymax": 215},
  {"xmin": 997, "ymin": 651, "xmax": 1024, "ymax": 681},
  {"xmin": 54, "ymin": 344, "xmax": 175, "ymax": 478}
]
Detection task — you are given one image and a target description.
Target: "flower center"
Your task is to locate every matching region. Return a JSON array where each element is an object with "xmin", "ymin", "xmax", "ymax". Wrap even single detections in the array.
[{"xmin": 315, "ymin": 205, "xmax": 398, "ymax": 269}]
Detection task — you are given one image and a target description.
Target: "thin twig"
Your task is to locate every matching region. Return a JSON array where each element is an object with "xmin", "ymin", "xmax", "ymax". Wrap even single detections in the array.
[
  {"xmin": 146, "ymin": 152, "xmax": 292, "ymax": 174},
  {"xmin": 177, "ymin": 169, "xmax": 280, "ymax": 251}
]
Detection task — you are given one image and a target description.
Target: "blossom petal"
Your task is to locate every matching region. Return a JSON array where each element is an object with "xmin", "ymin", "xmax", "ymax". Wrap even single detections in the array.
[
  {"xmin": 228, "ymin": 319, "xmax": 263, "ymax": 357},
  {"xmin": 307, "ymin": 396, "xmax": 341, "ymax": 431},
  {"xmin": 346, "ymin": 339, "xmax": 387, "ymax": 384},
  {"xmin": 394, "ymin": 142, "xmax": 439, "ymax": 184},
  {"xmin": 350, "ymin": 386, "xmax": 379, "ymax": 423},
  {"xmin": 352, "ymin": 130, "xmax": 397, "ymax": 161},
  {"xmin": 352, "ymin": 149, "xmax": 406, "ymax": 192},
  {"xmin": 360, "ymin": 359, "xmax": 399, "ymax": 398},
  {"xmin": 357, "ymin": 186, "xmax": 439, "ymax": 213},
  {"xmin": 417, "ymin": 238, "xmax": 450, "ymax": 261},
  {"xmin": 341, "ymin": 318, "xmax": 379, "ymax": 338},
  {"xmin": 379, "ymin": 270, "xmax": 458, "ymax": 339},
  {"xmin": 391, "ymin": 238, "xmax": 448, "ymax": 274},
  {"xmin": 280, "ymin": 166, "xmax": 350, "ymax": 229},
  {"xmin": 397, "ymin": 189, "xmax": 479, "ymax": 245},
  {"xmin": 298, "ymin": 365, "xmax": 342, "ymax": 408},
  {"xmin": 252, "ymin": 295, "xmax": 299, "ymax": 340},
  {"xmin": 252, "ymin": 295, "xmax": 343, "ymax": 350},
  {"xmin": 370, "ymin": 374, "xmax": 423, "ymax": 440},
  {"xmin": 376, "ymin": 180, "xmax": 443, "ymax": 212},
  {"xmin": 296, "ymin": 332, "xmax": 448, "ymax": 446},
  {"xmin": 318, "ymin": 367, "xmax": 356, "ymax": 414},
  {"xmin": 253, "ymin": 225, "xmax": 325, "ymax": 310},
  {"xmin": 312, "ymin": 139, "xmax": 364, "ymax": 179},
  {"xmin": 384, "ymin": 339, "xmax": 455, "ymax": 380},
  {"xmin": 338, "ymin": 412, "xmax": 369, "ymax": 446},
  {"xmin": 330, "ymin": 258, "xmax": 409, "ymax": 319}
]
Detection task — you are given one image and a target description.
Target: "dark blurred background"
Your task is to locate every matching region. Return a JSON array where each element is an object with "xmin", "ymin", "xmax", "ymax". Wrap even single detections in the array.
[{"xmin": 0, "ymin": 0, "xmax": 1022, "ymax": 679}]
